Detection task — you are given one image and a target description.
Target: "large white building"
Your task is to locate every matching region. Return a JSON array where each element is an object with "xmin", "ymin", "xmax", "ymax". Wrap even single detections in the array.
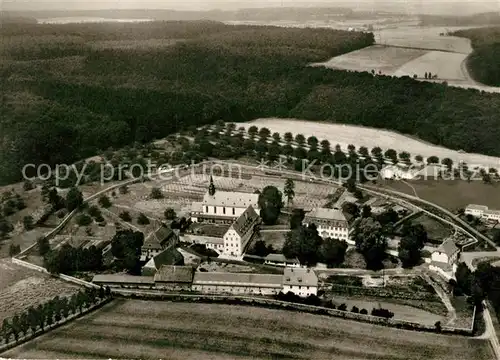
[
  {"xmin": 282, "ymin": 267, "xmax": 318, "ymax": 297},
  {"xmin": 465, "ymin": 204, "xmax": 500, "ymax": 222},
  {"xmin": 190, "ymin": 177, "xmax": 260, "ymax": 224},
  {"xmin": 429, "ymin": 238, "xmax": 460, "ymax": 280},
  {"xmin": 304, "ymin": 208, "xmax": 349, "ymax": 241},
  {"xmin": 223, "ymin": 205, "xmax": 260, "ymax": 257}
]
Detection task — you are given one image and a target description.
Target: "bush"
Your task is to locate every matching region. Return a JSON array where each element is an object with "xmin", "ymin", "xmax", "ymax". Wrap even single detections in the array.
[
  {"xmin": 338, "ymin": 303, "xmax": 347, "ymax": 311},
  {"xmin": 76, "ymin": 214, "xmax": 93, "ymax": 226},
  {"xmin": 351, "ymin": 306, "xmax": 359, "ymax": 313},
  {"xmin": 137, "ymin": 213, "xmax": 150, "ymax": 225},
  {"xmin": 98, "ymin": 195, "xmax": 111, "ymax": 208},
  {"xmin": 360, "ymin": 308, "xmax": 368, "ymax": 315},
  {"xmin": 119, "ymin": 211, "xmax": 132, "ymax": 222},
  {"xmin": 150, "ymin": 187, "xmax": 163, "ymax": 199}
]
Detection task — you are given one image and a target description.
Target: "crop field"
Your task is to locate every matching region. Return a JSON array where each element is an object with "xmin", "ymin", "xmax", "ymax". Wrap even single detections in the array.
[
  {"xmin": 377, "ymin": 179, "xmax": 500, "ymax": 210},
  {"xmin": 239, "ymin": 118, "xmax": 500, "ymax": 169},
  {"xmin": 392, "ymin": 51, "xmax": 468, "ymax": 80},
  {"xmin": 312, "ymin": 45, "xmax": 427, "ymax": 74},
  {"xmin": 0, "ymin": 259, "xmax": 81, "ymax": 322},
  {"xmin": 3, "ymin": 299, "xmax": 493, "ymax": 360}
]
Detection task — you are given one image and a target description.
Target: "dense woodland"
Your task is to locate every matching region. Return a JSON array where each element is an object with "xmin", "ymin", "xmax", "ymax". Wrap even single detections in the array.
[
  {"xmin": 453, "ymin": 27, "xmax": 500, "ymax": 86},
  {"xmin": 3, "ymin": 21, "xmax": 500, "ymax": 185}
]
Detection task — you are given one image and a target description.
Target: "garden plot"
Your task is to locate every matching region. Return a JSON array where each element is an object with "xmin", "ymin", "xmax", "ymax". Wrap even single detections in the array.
[
  {"xmin": 393, "ymin": 51, "xmax": 468, "ymax": 80},
  {"xmin": 311, "ymin": 45, "xmax": 427, "ymax": 75},
  {"xmin": 239, "ymin": 118, "xmax": 500, "ymax": 170},
  {"xmin": 0, "ymin": 259, "xmax": 81, "ymax": 322},
  {"xmin": 3, "ymin": 300, "xmax": 493, "ymax": 360}
]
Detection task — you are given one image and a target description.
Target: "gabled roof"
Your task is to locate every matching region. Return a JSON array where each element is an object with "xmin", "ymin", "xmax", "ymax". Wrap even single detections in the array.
[
  {"xmin": 92, "ymin": 274, "xmax": 154, "ymax": 285},
  {"xmin": 283, "ymin": 267, "xmax": 318, "ymax": 287},
  {"xmin": 436, "ymin": 239, "xmax": 459, "ymax": 257},
  {"xmin": 466, "ymin": 204, "xmax": 489, "ymax": 211},
  {"xmin": 192, "ymin": 271, "xmax": 282, "ymax": 288},
  {"xmin": 305, "ymin": 208, "xmax": 347, "ymax": 222},
  {"xmin": 203, "ymin": 190, "xmax": 259, "ymax": 208},
  {"xmin": 154, "ymin": 265, "xmax": 194, "ymax": 283},
  {"xmin": 142, "ymin": 226, "xmax": 174, "ymax": 250},
  {"xmin": 265, "ymin": 253, "xmax": 300, "ymax": 264},
  {"xmin": 231, "ymin": 205, "xmax": 260, "ymax": 237},
  {"xmin": 143, "ymin": 247, "xmax": 185, "ymax": 273}
]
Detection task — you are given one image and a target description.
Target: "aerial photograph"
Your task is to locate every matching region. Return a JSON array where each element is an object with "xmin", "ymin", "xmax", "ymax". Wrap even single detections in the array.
[{"xmin": 1, "ymin": 0, "xmax": 500, "ymax": 358}]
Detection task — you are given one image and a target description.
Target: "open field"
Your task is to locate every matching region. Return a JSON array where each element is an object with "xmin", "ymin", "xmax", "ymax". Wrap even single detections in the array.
[
  {"xmin": 311, "ymin": 45, "xmax": 427, "ymax": 74},
  {"xmin": 392, "ymin": 51, "xmax": 468, "ymax": 80},
  {"xmin": 3, "ymin": 299, "xmax": 493, "ymax": 360},
  {"xmin": 376, "ymin": 179, "xmax": 500, "ymax": 210},
  {"xmin": 239, "ymin": 118, "xmax": 500, "ymax": 169},
  {"xmin": 0, "ymin": 259, "xmax": 81, "ymax": 322}
]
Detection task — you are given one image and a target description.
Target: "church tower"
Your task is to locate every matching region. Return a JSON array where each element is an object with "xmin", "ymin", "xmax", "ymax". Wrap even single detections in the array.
[{"xmin": 208, "ymin": 176, "xmax": 216, "ymax": 196}]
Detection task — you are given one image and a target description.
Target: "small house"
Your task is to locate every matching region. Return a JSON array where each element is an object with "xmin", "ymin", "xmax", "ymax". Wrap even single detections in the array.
[{"xmin": 429, "ymin": 238, "xmax": 460, "ymax": 280}]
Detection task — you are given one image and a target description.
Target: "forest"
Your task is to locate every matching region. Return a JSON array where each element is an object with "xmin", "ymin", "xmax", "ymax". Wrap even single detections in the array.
[
  {"xmin": 452, "ymin": 26, "xmax": 500, "ymax": 86},
  {"xmin": 2, "ymin": 20, "xmax": 500, "ymax": 185}
]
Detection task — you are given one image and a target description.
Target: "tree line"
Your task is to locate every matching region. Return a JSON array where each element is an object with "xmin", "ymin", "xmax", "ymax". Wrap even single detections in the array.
[
  {"xmin": 0, "ymin": 287, "xmax": 111, "ymax": 345},
  {"xmin": 9, "ymin": 20, "xmax": 500, "ymax": 185}
]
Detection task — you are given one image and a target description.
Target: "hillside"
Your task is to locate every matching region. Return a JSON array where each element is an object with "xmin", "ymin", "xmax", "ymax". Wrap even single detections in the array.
[
  {"xmin": 3, "ymin": 20, "xmax": 500, "ymax": 186},
  {"xmin": 453, "ymin": 27, "xmax": 500, "ymax": 86}
]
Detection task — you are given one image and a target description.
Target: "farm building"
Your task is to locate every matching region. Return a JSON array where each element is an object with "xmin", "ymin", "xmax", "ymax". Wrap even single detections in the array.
[
  {"xmin": 191, "ymin": 271, "xmax": 283, "ymax": 295},
  {"xmin": 223, "ymin": 205, "xmax": 261, "ymax": 257},
  {"xmin": 429, "ymin": 238, "xmax": 460, "ymax": 280},
  {"xmin": 140, "ymin": 225, "xmax": 178, "ymax": 261},
  {"xmin": 183, "ymin": 234, "xmax": 224, "ymax": 253},
  {"xmin": 465, "ymin": 204, "xmax": 500, "ymax": 222},
  {"xmin": 282, "ymin": 267, "xmax": 318, "ymax": 297},
  {"xmin": 190, "ymin": 177, "xmax": 260, "ymax": 224},
  {"xmin": 153, "ymin": 265, "xmax": 194, "ymax": 291},
  {"xmin": 264, "ymin": 253, "xmax": 301, "ymax": 268},
  {"xmin": 142, "ymin": 247, "xmax": 184, "ymax": 276},
  {"xmin": 92, "ymin": 274, "xmax": 155, "ymax": 289},
  {"xmin": 303, "ymin": 208, "xmax": 349, "ymax": 240}
]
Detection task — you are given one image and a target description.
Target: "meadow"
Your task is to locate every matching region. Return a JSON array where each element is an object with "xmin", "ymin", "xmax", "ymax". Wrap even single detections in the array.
[
  {"xmin": 2, "ymin": 299, "xmax": 494, "ymax": 360},
  {"xmin": 239, "ymin": 118, "xmax": 500, "ymax": 169}
]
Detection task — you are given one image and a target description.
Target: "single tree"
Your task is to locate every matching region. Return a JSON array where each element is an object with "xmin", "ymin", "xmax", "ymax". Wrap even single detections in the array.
[
  {"xmin": 164, "ymin": 208, "xmax": 177, "ymax": 220},
  {"xmin": 295, "ymin": 134, "xmax": 306, "ymax": 146},
  {"xmin": 65, "ymin": 187, "xmax": 84, "ymax": 211},
  {"xmin": 37, "ymin": 237, "xmax": 50, "ymax": 256},
  {"xmin": 284, "ymin": 132, "xmax": 294, "ymax": 143},
  {"xmin": 150, "ymin": 187, "xmax": 164, "ymax": 199},
  {"xmin": 290, "ymin": 209, "xmax": 305, "ymax": 229},
  {"xmin": 119, "ymin": 211, "xmax": 132, "ymax": 222},
  {"xmin": 258, "ymin": 186, "xmax": 284, "ymax": 225},
  {"xmin": 98, "ymin": 195, "xmax": 112, "ymax": 208},
  {"xmin": 137, "ymin": 213, "xmax": 150, "ymax": 225},
  {"xmin": 248, "ymin": 126, "xmax": 259, "ymax": 139},
  {"xmin": 283, "ymin": 179, "xmax": 295, "ymax": 205}
]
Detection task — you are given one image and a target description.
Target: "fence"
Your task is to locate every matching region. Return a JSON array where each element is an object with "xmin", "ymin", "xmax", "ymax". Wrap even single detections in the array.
[
  {"xmin": 11, "ymin": 258, "xmax": 99, "ymax": 289},
  {"xmin": 112, "ymin": 290, "xmax": 474, "ymax": 336},
  {"xmin": 0, "ymin": 297, "xmax": 112, "ymax": 354}
]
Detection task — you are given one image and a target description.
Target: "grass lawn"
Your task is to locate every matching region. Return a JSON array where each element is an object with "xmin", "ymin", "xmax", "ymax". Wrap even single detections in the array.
[
  {"xmin": 450, "ymin": 296, "xmax": 476, "ymax": 330},
  {"xmin": 257, "ymin": 231, "xmax": 287, "ymax": 252},
  {"xmin": 2, "ymin": 299, "xmax": 493, "ymax": 360},
  {"xmin": 376, "ymin": 179, "xmax": 500, "ymax": 211},
  {"xmin": 410, "ymin": 214, "xmax": 453, "ymax": 243}
]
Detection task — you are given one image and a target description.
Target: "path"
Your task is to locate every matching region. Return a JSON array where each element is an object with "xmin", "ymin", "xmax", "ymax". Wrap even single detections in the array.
[{"xmin": 421, "ymin": 271, "xmax": 456, "ymax": 325}]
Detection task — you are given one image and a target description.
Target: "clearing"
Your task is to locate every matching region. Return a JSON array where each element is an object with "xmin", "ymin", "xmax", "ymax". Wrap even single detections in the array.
[
  {"xmin": 410, "ymin": 214, "xmax": 454, "ymax": 243},
  {"xmin": 311, "ymin": 45, "xmax": 427, "ymax": 75},
  {"xmin": 238, "ymin": 118, "xmax": 500, "ymax": 169},
  {"xmin": 2, "ymin": 299, "xmax": 493, "ymax": 360}
]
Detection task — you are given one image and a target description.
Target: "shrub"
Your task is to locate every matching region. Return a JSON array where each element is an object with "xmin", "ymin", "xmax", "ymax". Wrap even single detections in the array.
[
  {"xmin": 338, "ymin": 303, "xmax": 347, "ymax": 311},
  {"xmin": 360, "ymin": 308, "xmax": 368, "ymax": 315},
  {"xmin": 76, "ymin": 214, "xmax": 92, "ymax": 226},
  {"xmin": 98, "ymin": 195, "xmax": 111, "ymax": 208},
  {"xmin": 137, "ymin": 213, "xmax": 150, "ymax": 225},
  {"xmin": 119, "ymin": 211, "xmax": 132, "ymax": 222},
  {"xmin": 150, "ymin": 187, "xmax": 164, "ymax": 199},
  {"xmin": 351, "ymin": 306, "xmax": 359, "ymax": 313}
]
